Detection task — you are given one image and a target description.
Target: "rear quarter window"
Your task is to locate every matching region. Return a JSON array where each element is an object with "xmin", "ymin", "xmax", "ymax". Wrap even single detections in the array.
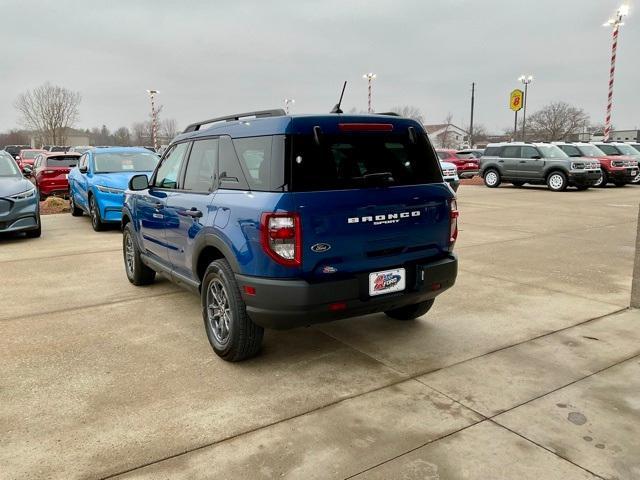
[{"xmin": 483, "ymin": 146, "xmax": 500, "ymax": 157}]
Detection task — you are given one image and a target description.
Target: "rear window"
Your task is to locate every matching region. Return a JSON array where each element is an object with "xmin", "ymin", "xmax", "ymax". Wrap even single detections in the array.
[
  {"xmin": 22, "ymin": 151, "xmax": 40, "ymax": 159},
  {"xmin": 290, "ymin": 133, "xmax": 442, "ymax": 192},
  {"xmin": 45, "ymin": 156, "xmax": 79, "ymax": 167},
  {"xmin": 483, "ymin": 146, "xmax": 500, "ymax": 156}
]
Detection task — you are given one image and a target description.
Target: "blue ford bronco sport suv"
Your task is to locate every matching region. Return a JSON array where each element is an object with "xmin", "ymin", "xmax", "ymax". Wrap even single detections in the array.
[{"xmin": 122, "ymin": 109, "xmax": 458, "ymax": 361}]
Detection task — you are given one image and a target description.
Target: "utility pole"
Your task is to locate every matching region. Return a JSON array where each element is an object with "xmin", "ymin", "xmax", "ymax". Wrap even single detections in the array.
[
  {"xmin": 603, "ymin": 4, "xmax": 630, "ymax": 141},
  {"xmin": 146, "ymin": 89, "xmax": 159, "ymax": 151},
  {"xmin": 362, "ymin": 73, "xmax": 377, "ymax": 113},
  {"xmin": 518, "ymin": 75, "xmax": 533, "ymax": 141},
  {"xmin": 469, "ymin": 82, "xmax": 475, "ymax": 147}
]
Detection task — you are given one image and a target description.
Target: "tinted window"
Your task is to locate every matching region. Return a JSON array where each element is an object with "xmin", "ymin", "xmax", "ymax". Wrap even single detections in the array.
[
  {"xmin": 484, "ymin": 146, "xmax": 500, "ymax": 156},
  {"xmin": 521, "ymin": 146, "xmax": 540, "ymax": 158},
  {"xmin": 233, "ymin": 136, "xmax": 273, "ymax": 190},
  {"xmin": 45, "ymin": 155, "xmax": 79, "ymax": 167},
  {"xmin": 155, "ymin": 142, "xmax": 189, "ymax": 189},
  {"xmin": 436, "ymin": 151, "xmax": 448, "ymax": 160},
  {"xmin": 290, "ymin": 132, "xmax": 441, "ymax": 192},
  {"xmin": 577, "ymin": 145, "xmax": 605, "ymax": 157},
  {"xmin": 183, "ymin": 139, "xmax": 218, "ymax": 192},
  {"xmin": 597, "ymin": 144, "xmax": 620, "ymax": 156},
  {"xmin": 0, "ymin": 156, "xmax": 20, "ymax": 176},
  {"xmin": 94, "ymin": 152, "xmax": 159, "ymax": 173},
  {"xmin": 218, "ymin": 136, "xmax": 249, "ymax": 190},
  {"xmin": 558, "ymin": 145, "xmax": 581, "ymax": 157},
  {"xmin": 500, "ymin": 146, "xmax": 520, "ymax": 158}
]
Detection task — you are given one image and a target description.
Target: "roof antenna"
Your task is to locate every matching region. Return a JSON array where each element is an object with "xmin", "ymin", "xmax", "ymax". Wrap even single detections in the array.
[{"xmin": 330, "ymin": 81, "xmax": 347, "ymax": 114}]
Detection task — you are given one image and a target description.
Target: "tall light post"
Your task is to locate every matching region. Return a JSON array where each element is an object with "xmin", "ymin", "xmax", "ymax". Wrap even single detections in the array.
[
  {"xmin": 603, "ymin": 4, "xmax": 629, "ymax": 141},
  {"xmin": 146, "ymin": 89, "xmax": 159, "ymax": 151},
  {"xmin": 518, "ymin": 75, "xmax": 533, "ymax": 141},
  {"xmin": 284, "ymin": 98, "xmax": 295, "ymax": 114},
  {"xmin": 362, "ymin": 73, "xmax": 376, "ymax": 113}
]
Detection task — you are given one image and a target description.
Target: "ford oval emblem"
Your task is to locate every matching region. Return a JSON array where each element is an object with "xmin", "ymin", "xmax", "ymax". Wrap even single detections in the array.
[{"xmin": 311, "ymin": 243, "xmax": 331, "ymax": 253}]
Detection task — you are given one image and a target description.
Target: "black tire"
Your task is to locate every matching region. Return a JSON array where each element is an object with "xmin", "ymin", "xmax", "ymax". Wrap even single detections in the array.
[
  {"xmin": 69, "ymin": 193, "xmax": 83, "ymax": 216},
  {"xmin": 483, "ymin": 169, "xmax": 501, "ymax": 188},
  {"xmin": 546, "ymin": 171, "xmax": 567, "ymax": 192},
  {"xmin": 385, "ymin": 299, "xmax": 435, "ymax": 321},
  {"xmin": 594, "ymin": 170, "xmax": 607, "ymax": 187},
  {"xmin": 512, "ymin": 181, "xmax": 525, "ymax": 187},
  {"xmin": 201, "ymin": 259, "xmax": 264, "ymax": 361},
  {"xmin": 89, "ymin": 194, "xmax": 106, "ymax": 231},
  {"xmin": 123, "ymin": 222, "xmax": 156, "ymax": 286},
  {"xmin": 25, "ymin": 220, "xmax": 41, "ymax": 238}
]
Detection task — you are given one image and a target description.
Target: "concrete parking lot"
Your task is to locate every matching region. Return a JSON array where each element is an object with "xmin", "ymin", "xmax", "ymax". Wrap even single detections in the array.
[{"xmin": 2, "ymin": 184, "xmax": 640, "ymax": 480}]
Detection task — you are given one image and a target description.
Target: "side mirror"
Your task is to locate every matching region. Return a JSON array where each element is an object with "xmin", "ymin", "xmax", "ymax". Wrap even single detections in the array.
[
  {"xmin": 129, "ymin": 174, "xmax": 149, "ymax": 191},
  {"xmin": 531, "ymin": 155, "xmax": 541, "ymax": 160},
  {"xmin": 79, "ymin": 166, "xmax": 88, "ymax": 174},
  {"xmin": 16, "ymin": 155, "xmax": 21, "ymax": 160}
]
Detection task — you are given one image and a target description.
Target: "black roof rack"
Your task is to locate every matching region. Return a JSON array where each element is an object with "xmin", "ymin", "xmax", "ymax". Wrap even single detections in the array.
[
  {"xmin": 183, "ymin": 109, "xmax": 286, "ymax": 133},
  {"xmin": 376, "ymin": 112, "xmax": 400, "ymax": 117}
]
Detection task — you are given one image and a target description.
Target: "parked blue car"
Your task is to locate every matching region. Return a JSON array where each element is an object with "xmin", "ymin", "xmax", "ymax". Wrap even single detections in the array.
[{"xmin": 68, "ymin": 147, "xmax": 159, "ymax": 231}]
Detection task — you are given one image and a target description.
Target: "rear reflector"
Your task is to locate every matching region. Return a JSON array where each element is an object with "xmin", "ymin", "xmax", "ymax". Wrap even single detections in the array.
[
  {"xmin": 338, "ymin": 123, "xmax": 394, "ymax": 132},
  {"xmin": 243, "ymin": 285, "xmax": 256, "ymax": 296},
  {"xmin": 329, "ymin": 302, "xmax": 347, "ymax": 311}
]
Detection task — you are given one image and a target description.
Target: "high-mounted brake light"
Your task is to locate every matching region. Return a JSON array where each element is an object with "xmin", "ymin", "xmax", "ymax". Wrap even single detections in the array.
[
  {"xmin": 449, "ymin": 199, "xmax": 459, "ymax": 251},
  {"xmin": 338, "ymin": 123, "xmax": 394, "ymax": 132},
  {"xmin": 260, "ymin": 212, "xmax": 302, "ymax": 267}
]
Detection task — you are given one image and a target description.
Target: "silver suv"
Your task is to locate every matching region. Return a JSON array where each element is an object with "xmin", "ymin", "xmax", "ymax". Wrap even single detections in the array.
[{"xmin": 479, "ymin": 142, "xmax": 601, "ymax": 192}]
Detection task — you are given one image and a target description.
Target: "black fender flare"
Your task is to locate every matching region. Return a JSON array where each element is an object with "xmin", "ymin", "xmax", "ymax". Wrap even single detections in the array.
[{"xmin": 192, "ymin": 232, "xmax": 241, "ymax": 274}]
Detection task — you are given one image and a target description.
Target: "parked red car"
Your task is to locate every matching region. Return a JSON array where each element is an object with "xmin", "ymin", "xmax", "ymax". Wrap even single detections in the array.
[
  {"xmin": 17, "ymin": 149, "xmax": 47, "ymax": 171},
  {"xmin": 436, "ymin": 149, "xmax": 479, "ymax": 178},
  {"xmin": 555, "ymin": 142, "xmax": 638, "ymax": 187},
  {"xmin": 30, "ymin": 152, "xmax": 81, "ymax": 199}
]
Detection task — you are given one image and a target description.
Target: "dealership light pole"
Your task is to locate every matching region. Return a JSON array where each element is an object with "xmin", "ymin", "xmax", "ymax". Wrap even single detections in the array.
[
  {"xmin": 603, "ymin": 4, "xmax": 629, "ymax": 141},
  {"xmin": 362, "ymin": 73, "xmax": 377, "ymax": 113},
  {"xmin": 469, "ymin": 82, "xmax": 475, "ymax": 147},
  {"xmin": 146, "ymin": 89, "xmax": 160, "ymax": 151},
  {"xmin": 518, "ymin": 75, "xmax": 533, "ymax": 141},
  {"xmin": 284, "ymin": 98, "xmax": 295, "ymax": 114}
]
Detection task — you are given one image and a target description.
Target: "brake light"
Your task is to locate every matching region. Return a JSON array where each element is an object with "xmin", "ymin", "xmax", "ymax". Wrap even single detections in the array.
[
  {"xmin": 260, "ymin": 212, "xmax": 302, "ymax": 267},
  {"xmin": 338, "ymin": 123, "xmax": 394, "ymax": 132},
  {"xmin": 449, "ymin": 199, "xmax": 459, "ymax": 251}
]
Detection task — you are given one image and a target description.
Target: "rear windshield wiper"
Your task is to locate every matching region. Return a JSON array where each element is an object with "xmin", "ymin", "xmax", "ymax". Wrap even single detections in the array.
[{"xmin": 354, "ymin": 172, "xmax": 395, "ymax": 186}]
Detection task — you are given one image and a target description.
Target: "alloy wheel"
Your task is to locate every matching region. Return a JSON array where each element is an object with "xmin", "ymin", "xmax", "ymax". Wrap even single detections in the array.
[
  {"xmin": 549, "ymin": 174, "xmax": 564, "ymax": 190},
  {"xmin": 207, "ymin": 279, "xmax": 232, "ymax": 344},
  {"xmin": 485, "ymin": 171, "xmax": 498, "ymax": 186},
  {"xmin": 124, "ymin": 232, "xmax": 135, "ymax": 277}
]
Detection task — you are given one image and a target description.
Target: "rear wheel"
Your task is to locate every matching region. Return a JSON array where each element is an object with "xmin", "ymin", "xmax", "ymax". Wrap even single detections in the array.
[
  {"xmin": 547, "ymin": 171, "xmax": 567, "ymax": 192},
  {"xmin": 123, "ymin": 222, "xmax": 156, "ymax": 286},
  {"xmin": 484, "ymin": 169, "xmax": 501, "ymax": 188},
  {"xmin": 69, "ymin": 193, "xmax": 83, "ymax": 216},
  {"xmin": 631, "ymin": 173, "xmax": 640, "ymax": 185},
  {"xmin": 385, "ymin": 299, "xmax": 435, "ymax": 321},
  {"xmin": 202, "ymin": 259, "xmax": 264, "ymax": 361},
  {"xmin": 89, "ymin": 195, "xmax": 106, "ymax": 231}
]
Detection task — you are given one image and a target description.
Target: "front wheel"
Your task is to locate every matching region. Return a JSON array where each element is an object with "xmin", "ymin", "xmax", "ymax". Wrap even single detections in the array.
[
  {"xmin": 69, "ymin": 193, "xmax": 83, "ymax": 216},
  {"xmin": 202, "ymin": 259, "xmax": 264, "ymax": 361},
  {"xmin": 631, "ymin": 173, "xmax": 640, "ymax": 185},
  {"xmin": 484, "ymin": 169, "xmax": 501, "ymax": 188},
  {"xmin": 385, "ymin": 299, "xmax": 435, "ymax": 321},
  {"xmin": 89, "ymin": 195, "xmax": 106, "ymax": 231},
  {"xmin": 594, "ymin": 171, "xmax": 607, "ymax": 187},
  {"xmin": 123, "ymin": 222, "xmax": 156, "ymax": 286},
  {"xmin": 547, "ymin": 171, "xmax": 567, "ymax": 192}
]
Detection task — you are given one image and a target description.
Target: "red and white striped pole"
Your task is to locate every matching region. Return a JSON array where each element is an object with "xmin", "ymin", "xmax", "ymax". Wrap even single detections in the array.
[
  {"xmin": 146, "ymin": 89, "xmax": 160, "ymax": 151},
  {"xmin": 362, "ymin": 73, "xmax": 376, "ymax": 113},
  {"xmin": 603, "ymin": 5, "xmax": 629, "ymax": 142}
]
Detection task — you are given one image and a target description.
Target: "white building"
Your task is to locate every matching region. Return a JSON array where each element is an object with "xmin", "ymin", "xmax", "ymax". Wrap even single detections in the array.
[{"xmin": 424, "ymin": 123, "xmax": 469, "ymax": 149}]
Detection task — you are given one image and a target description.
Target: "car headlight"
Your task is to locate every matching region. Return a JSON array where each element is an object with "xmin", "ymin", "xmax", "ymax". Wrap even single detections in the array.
[
  {"xmin": 10, "ymin": 187, "xmax": 36, "ymax": 200},
  {"xmin": 571, "ymin": 162, "xmax": 585, "ymax": 170},
  {"xmin": 611, "ymin": 160, "xmax": 625, "ymax": 167},
  {"xmin": 96, "ymin": 185, "xmax": 124, "ymax": 194}
]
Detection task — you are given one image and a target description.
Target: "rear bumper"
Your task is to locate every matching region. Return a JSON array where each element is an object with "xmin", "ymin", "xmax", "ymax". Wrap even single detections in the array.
[
  {"xmin": 458, "ymin": 169, "xmax": 478, "ymax": 179},
  {"xmin": 38, "ymin": 179, "xmax": 69, "ymax": 196},
  {"xmin": 568, "ymin": 171, "xmax": 601, "ymax": 187},
  {"xmin": 237, "ymin": 255, "xmax": 458, "ymax": 329}
]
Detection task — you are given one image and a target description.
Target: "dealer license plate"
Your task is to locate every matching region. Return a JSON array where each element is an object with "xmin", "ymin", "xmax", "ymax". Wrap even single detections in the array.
[{"xmin": 369, "ymin": 268, "xmax": 406, "ymax": 297}]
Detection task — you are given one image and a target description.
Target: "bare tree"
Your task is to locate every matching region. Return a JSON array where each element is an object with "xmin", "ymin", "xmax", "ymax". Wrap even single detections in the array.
[
  {"xmin": 14, "ymin": 83, "xmax": 81, "ymax": 145},
  {"xmin": 439, "ymin": 113, "xmax": 458, "ymax": 149},
  {"xmin": 389, "ymin": 105, "xmax": 424, "ymax": 123},
  {"xmin": 526, "ymin": 102, "xmax": 590, "ymax": 141},
  {"xmin": 113, "ymin": 127, "xmax": 132, "ymax": 146},
  {"xmin": 161, "ymin": 118, "xmax": 179, "ymax": 140},
  {"xmin": 131, "ymin": 122, "xmax": 151, "ymax": 145},
  {"xmin": 464, "ymin": 123, "xmax": 489, "ymax": 145}
]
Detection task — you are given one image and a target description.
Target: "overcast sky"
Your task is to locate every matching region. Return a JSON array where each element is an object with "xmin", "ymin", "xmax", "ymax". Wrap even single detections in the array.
[{"xmin": 1, "ymin": 0, "xmax": 638, "ymax": 134}]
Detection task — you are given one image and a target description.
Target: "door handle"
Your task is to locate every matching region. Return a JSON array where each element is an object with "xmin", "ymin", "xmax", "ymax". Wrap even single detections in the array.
[
  {"xmin": 180, "ymin": 208, "xmax": 203, "ymax": 218},
  {"xmin": 519, "ymin": 160, "xmax": 527, "ymax": 163},
  {"xmin": 498, "ymin": 160, "xmax": 505, "ymax": 163}
]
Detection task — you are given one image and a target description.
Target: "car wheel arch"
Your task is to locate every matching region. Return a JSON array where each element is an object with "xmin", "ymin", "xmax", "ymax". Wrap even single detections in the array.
[{"xmin": 193, "ymin": 234, "xmax": 242, "ymax": 286}]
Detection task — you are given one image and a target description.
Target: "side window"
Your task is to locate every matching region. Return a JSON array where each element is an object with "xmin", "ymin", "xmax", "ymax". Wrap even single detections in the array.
[
  {"xmin": 559, "ymin": 145, "xmax": 580, "ymax": 157},
  {"xmin": 232, "ymin": 136, "xmax": 273, "ymax": 190},
  {"xmin": 483, "ymin": 146, "xmax": 500, "ymax": 157},
  {"xmin": 183, "ymin": 138, "xmax": 219, "ymax": 192},
  {"xmin": 79, "ymin": 154, "xmax": 87, "ymax": 170},
  {"xmin": 218, "ymin": 136, "xmax": 249, "ymax": 190},
  {"xmin": 521, "ymin": 146, "xmax": 540, "ymax": 158},
  {"xmin": 155, "ymin": 142, "xmax": 190, "ymax": 189},
  {"xmin": 500, "ymin": 146, "xmax": 521, "ymax": 158}
]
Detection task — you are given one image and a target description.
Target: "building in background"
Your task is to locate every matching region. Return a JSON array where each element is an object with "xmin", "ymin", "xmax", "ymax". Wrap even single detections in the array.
[{"xmin": 424, "ymin": 123, "xmax": 469, "ymax": 149}]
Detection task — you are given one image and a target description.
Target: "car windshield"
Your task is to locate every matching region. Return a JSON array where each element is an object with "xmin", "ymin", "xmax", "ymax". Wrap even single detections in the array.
[
  {"xmin": 94, "ymin": 152, "xmax": 159, "ymax": 173},
  {"xmin": 21, "ymin": 151, "xmax": 40, "ymax": 159},
  {"xmin": 0, "ymin": 155, "xmax": 21, "ymax": 176},
  {"xmin": 537, "ymin": 145, "xmax": 568, "ymax": 159},
  {"xmin": 45, "ymin": 156, "xmax": 79, "ymax": 167},
  {"xmin": 577, "ymin": 145, "xmax": 606, "ymax": 157},
  {"xmin": 616, "ymin": 144, "xmax": 640, "ymax": 156},
  {"xmin": 597, "ymin": 144, "xmax": 621, "ymax": 156}
]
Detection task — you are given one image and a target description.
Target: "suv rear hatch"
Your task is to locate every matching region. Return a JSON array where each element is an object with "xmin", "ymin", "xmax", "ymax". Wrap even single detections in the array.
[{"xmin": 287, "ymin": 118, "xmax": 454, "ymax": 282}]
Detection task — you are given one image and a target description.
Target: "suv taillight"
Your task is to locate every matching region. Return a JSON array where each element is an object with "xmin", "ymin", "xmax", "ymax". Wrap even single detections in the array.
[
  {"xmin": 260, "ymin": 212, "xmax": 302, "ymax": 267},
  {"xmin": 449, "ymin": 199, "xmax": 459, "ymax": 252}
]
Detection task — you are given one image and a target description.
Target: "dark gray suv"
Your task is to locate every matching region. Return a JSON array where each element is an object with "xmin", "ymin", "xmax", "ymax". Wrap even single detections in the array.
[{"xmin": 479, "ymin": 142, "xmax": 601, "ymax": 191}]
